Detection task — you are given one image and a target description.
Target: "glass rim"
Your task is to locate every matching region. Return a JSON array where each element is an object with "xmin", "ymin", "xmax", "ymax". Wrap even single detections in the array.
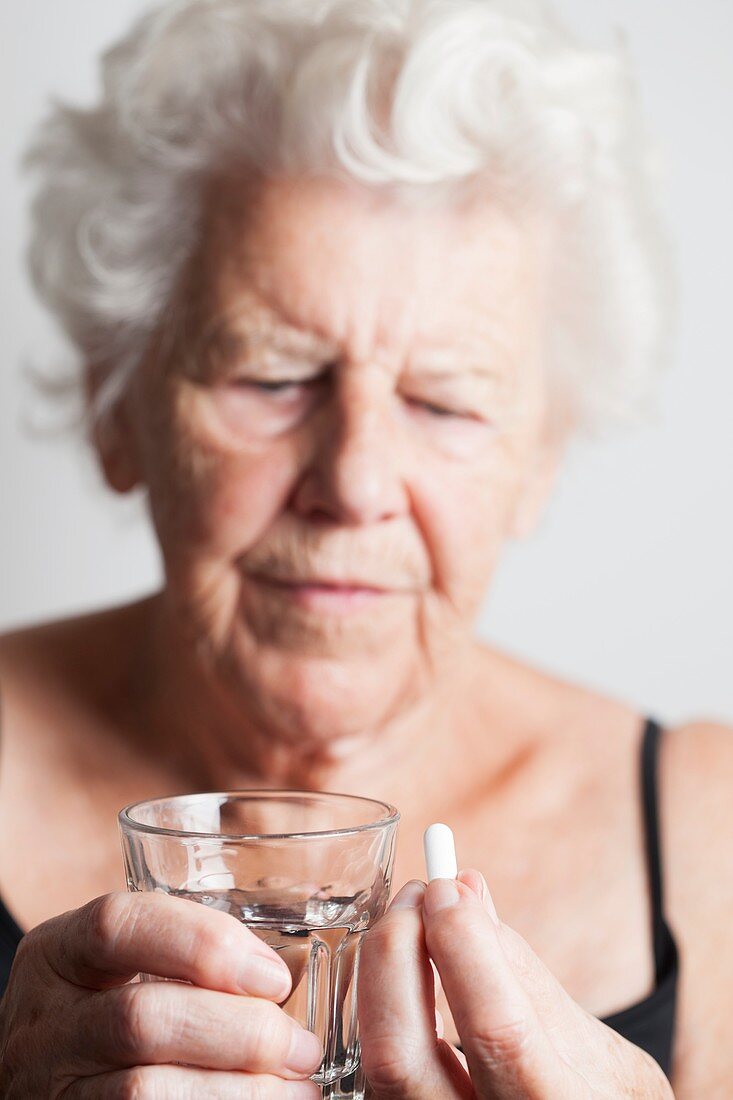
[{"xmin": 118, "ymin": 788, "xmax": 400, "ymax": 841}]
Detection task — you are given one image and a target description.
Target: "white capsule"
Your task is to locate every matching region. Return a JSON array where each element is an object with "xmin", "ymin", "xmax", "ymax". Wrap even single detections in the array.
[{"xmin": 423, "ymin": 822, "xmax": 458, "ymax": 882}]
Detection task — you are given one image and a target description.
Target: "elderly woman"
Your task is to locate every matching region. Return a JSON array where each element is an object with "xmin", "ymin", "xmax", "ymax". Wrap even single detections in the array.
[{"xmin": 0, "ymin": 0, "xmax": 730, "ymax": 1096}]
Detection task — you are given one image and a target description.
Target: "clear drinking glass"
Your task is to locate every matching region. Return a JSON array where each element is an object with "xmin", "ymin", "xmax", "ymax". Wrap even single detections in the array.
[{"xmin": 119, "ymin": 790, "xmax": 400, "ymax": 1100}]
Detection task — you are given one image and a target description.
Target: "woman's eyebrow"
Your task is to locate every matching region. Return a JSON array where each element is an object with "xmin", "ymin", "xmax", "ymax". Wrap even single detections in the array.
[
  {"xmin": 202, "ymin": 315, "xmax": 510, "ymax": 380},
  {"xmin": 409, "ymin": 362, "xmax": 504, "ymax": 381},
  {"xmin": 202, "ymin": 320, "xmax": 339, "ymax": 363},
  {"xmin": 407, "ymin": 346, "xmax": 509, "ymax": 382}
]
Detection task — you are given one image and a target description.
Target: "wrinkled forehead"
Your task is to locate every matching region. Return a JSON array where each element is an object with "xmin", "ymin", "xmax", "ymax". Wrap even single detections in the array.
[{"xmin": 185, "ymin": 172, "xmax": 551, "ymax": 372}]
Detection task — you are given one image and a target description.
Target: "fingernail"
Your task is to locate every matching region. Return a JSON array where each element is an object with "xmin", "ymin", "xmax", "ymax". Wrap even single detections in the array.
[
  {"xmin": 286, "ymin": 1026, "xmax": 323, "ymax": 1075},
  {"xmin": 479, "ymin": 872, "xmax": 500, "ymax": 925},
  {"xmin": 390, "ymin": 880, "xmax": 425, "ymax": 910},
  {"xmin": 423, "ymin": 878, "xmax": 460, "ymax": 915},
  {"xmin": 237, "ymin": 953, "xmax": 291, "ymax": 999},
  {"xmin": 286, "ymin": 1082, "xmax": 321, "ymax": 1099}
]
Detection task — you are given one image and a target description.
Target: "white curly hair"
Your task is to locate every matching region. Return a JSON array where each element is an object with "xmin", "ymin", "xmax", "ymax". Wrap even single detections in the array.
[{"xmin": 24, "ymin": 0, "xmax": 675, "ymax": 438}]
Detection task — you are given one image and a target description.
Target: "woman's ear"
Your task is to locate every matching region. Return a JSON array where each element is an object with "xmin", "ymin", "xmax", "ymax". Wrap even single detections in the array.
[
  {"xmin": 507, "ymin": 435, "xmax": 566, "ymax": 540},
  {"xmin": 85, "ymin": 365, "xmax": 142, "ymax": 494}
]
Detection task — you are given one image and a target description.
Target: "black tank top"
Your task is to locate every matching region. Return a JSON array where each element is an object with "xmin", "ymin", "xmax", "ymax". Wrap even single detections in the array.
[
  {"xmin": 596, "ymin": 717, "xmax": 679, "ymax": 1077},
  {"xmin": 0, "ymin": 717, "xmax": 679, "ymax": 1078}
]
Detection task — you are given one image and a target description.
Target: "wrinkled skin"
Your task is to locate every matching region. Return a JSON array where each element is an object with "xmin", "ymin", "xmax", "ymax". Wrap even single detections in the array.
[
  {"xmin": 0, "ymin": 173, "xmax": 676, "ymax": 1097},
  {"xmin": 103, "ymin": 172, "xmax": 562, "ymax": 766},
  {"xmin": 0, "ymin": 890, "xmax": 322, "ymax": 1097},
  {"xmin": 358, "ymin": 872, "xmax": 674, "ymax": 1099}
]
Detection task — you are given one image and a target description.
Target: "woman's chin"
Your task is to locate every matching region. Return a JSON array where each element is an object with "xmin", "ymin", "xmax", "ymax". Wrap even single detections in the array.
[{"xmin": 230, "ymin": 644, "xmax": 426, "ymax": 746}]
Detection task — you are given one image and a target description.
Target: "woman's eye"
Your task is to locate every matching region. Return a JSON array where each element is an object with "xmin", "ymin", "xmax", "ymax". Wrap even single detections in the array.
[
  {"xmin": 421, "ymin": 401, "xmax": 459, "ymax": 418},
  {"xmin": 407, "ymin": 397, "xmax": 468, "ymax": 419},
  {"xmin": 232, "ymin": 379, "xmax": 306, "ymax": 395}
]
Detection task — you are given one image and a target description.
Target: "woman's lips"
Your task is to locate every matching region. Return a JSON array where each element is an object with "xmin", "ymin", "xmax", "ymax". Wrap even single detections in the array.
[{"xmin": 250, "ymin": 574, "xmax": 394, "ymax": 613}]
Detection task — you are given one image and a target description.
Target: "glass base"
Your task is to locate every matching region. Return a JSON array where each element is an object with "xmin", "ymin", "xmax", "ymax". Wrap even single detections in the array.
[{"xmin": 320, "ymin": 1062, "xmax": 365, "ymax": 1099}]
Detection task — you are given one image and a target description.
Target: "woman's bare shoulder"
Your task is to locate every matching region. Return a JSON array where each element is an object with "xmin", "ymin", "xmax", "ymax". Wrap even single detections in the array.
[
  {"xmin": 0, "ymin": 613, "xmax": 94, "ymax": 715},
  {"xmin": 0, "ymin": 598, "xmax": 155, "ymax": 724},
  {"xmin": 468, "ymin": 639, "xmax": 642, "ymax": 742},
  {"xmin": 660, "ymin": 719, "xmax": 733, "ymax": 1095},
  {"xmin": 662, "ymin": 717, "xmax": 733, "ymax": 906}
]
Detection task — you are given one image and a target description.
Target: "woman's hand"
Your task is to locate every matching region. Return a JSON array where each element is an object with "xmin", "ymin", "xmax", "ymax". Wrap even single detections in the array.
[
  {"xmin": 359, "ymin": 871, "xmax": 674, "ymax": 1099},
  {"xmin": 0, "ymin": 891, "xmax": 321, "ymax": 1098}
]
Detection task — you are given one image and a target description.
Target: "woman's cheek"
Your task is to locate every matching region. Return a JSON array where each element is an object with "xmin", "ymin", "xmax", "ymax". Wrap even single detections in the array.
[
  {"xmin": 188, "ymin": 451, "xmax": 302, "ymax": 562},
  {"xmin": 411, "ymin": 440, "xmax": 522, "ymax": 613},
  {"xmin": 205, "ymin": 456, "xmax": 293, "ymax": 553},
  {"xmin": 150, "ymin": 385, "xmax": 298, "ymax": 557}
]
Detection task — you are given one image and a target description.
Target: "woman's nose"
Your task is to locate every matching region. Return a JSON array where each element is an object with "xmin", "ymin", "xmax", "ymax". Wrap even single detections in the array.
[{"xmin": 290, "ymin": 380, "xmax": 408, "ymax": 526}]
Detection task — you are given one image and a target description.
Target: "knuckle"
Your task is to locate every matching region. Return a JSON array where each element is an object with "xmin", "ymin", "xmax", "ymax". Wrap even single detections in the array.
[
  {"xmin": 243, "ymin": 999, "xmax": 292, "ymax": 1062},
  {"xmin": 373, "ymin": 918, "xmax": 403, "ymax": 951},
  {"xmin": 84, "ymin": 893, "xmax": 132, "ymax": 954},
  {"xmin": 214, "ymin": 922, "xmax": 245, "ymax": 965},
  {"xmin": 242, "ymin": 1077, "xmax": 288, "ymax": 1100},
  {"xmin": 189, "ymin": 918, "xmax": 237, "ymax": 981},
  {"xmin": 363, "ymin": 918, "xmax": 405, "ymax": 960},
  {"xmin": 362, "ymin": 1034, "xmax": 424, "ymax": 1095},
  {"xmin": 110, "ymin": 1066, "xmax": 159, "ymax": 1100},
  {"xmin": 108, "ymin": 983, "xmax": 158, "ymax": 1062},
  {"xmin": 465, "ymin": 1015, "xmax": 533, "ymax": 1072}
]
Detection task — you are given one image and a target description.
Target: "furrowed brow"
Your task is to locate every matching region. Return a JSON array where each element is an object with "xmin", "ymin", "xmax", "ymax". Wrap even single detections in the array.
[
  {"xmin": 211, "ymin": 325, "xmax": 335, "ymax": 358},
  {"xmin": 196, "ymin": 319, "xmax": 341, "ymax": 379},
  {"xmin": 407, "ymin": 331, "xmax": 517, "ymax": 380},
  {"xmin": 412, "ymin": 364, "xmax": 504, "ymax": 381},
  {"xmin": 407, "ymin": 354, "xmax": 507, "ymax": 384}
]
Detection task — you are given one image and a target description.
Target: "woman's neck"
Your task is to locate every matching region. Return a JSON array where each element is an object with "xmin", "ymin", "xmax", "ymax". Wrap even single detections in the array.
[{"xmin": 122, "ymin": 591, "xmax": 516, "ymax": 816}]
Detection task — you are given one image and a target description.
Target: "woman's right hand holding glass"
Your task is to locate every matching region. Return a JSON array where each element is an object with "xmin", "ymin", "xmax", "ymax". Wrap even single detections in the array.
[{"xmin": 0, "ymin": 891, "xmax": 322, "ymax": 1098}]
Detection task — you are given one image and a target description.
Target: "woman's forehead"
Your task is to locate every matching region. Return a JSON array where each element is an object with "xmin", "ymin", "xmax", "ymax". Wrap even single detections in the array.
[
  {"xmin": 197, "ymin": 290, "xmax": 518, "ymax": 386},
  {"xmin": 193, "ymin": 173, "xmax": 548, "ymax": 373}
]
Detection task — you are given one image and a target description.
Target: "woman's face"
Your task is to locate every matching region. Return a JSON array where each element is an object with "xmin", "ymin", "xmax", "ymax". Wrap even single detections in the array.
[{"xmin": 121, "ymin": 174, "xmax": 557, "ymax": 741}]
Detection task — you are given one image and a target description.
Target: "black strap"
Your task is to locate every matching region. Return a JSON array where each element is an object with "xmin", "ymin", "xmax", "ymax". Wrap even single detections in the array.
[{"xmin": 640, "ymin": 717, "xmax": 668, "ymax": 981}]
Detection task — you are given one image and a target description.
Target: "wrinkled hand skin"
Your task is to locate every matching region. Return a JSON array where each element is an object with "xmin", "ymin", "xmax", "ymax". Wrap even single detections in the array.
[
  {"xmin": 359, "ymin": 872, "xmax": 675, "ymax": 1100},
  {"xmin": 0, "ymin": 891, "xmax": 322, "ymax": 1099}
]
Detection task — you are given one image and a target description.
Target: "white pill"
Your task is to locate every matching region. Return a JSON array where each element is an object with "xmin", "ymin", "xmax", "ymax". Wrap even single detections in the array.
[{"xmin": 423, "ymin": 822, "xmax": 458, "ymax": 882}]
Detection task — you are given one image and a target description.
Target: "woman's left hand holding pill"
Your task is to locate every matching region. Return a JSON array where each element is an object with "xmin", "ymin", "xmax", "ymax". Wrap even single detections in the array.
[{"xmin": 358, "ymin": 871, "xmax": 675, "ymax": 1099}]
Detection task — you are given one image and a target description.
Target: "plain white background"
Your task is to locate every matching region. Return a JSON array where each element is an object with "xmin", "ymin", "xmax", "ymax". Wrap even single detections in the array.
[{"xmin": 1, "ymin": 0, "xmax": 731, "ymax": 725}]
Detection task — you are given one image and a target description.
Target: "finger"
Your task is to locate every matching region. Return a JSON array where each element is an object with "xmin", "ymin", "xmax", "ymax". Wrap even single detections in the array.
[
  {"xmin": 423, "ymin": 876, "xmax": 576, "ymax": 1099},
  {"xmin": 34, "ymin": 891, "xmax": 292, "ymax": 997},
  {"xmin": 450, "ymin": 1043, "xmax": 469, "ymax": 1072},
  {"xmin": 456, "ymin": 869, "xmax": 498, "ymax": 922},
  {"xmin": 359, "ymin": 880, "xmax": 473, "ymax": 1099},
  {"xmin": 69, "ymin": 981, "xmax": 322, "ymax": 1078},
  {"xmin": 457, "ymin": 872, "xmax": 592, "ymax": 1057},
  {"xmin": 61, "ymin": 1065, "xmax": 321, "ymax": 1099}
]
